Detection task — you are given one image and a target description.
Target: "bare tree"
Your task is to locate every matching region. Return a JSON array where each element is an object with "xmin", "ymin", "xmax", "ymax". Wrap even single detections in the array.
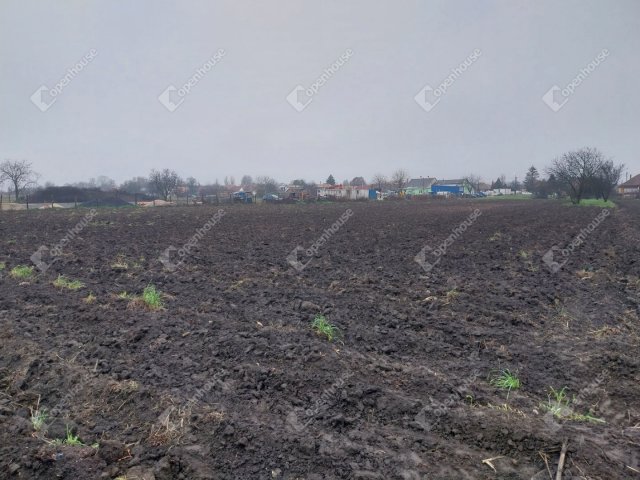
[
  {"xmin": 0, "ymin": 160, "xmax": 39, "ymax": 201},
  {"xmin": 95, "ymin": 175, "xmax": 116, "ymax": 191},
  {"xmin": 71, "ymin": 178, "xmax": 97, "ymax": 189},
  {"xmin": 149, "ymin": 169, "xmax": 181, "ymax": 201},
  {"xmin": 547, "ymin": 147, "xmax": 604, "ymax": 204},
  {"xmin": 200, "ymin": 180, "xmax": 223, "ymax": 197},
  {"xmin": 185, "ymin": 176, "xmax": 200, "ymax": 196},
  {"xmin": 120, "ymin": 176, "xmax": 150, "ymax": 195},
  {"xmin": 391, "ymin": 169, "xmax": 410, "ymax": 193},
  {"xmin": 371, "ymin": 174, "xmax": 387, "ymax": 192},
  {"xmin": 255, "ymin": 176, "xmax": 278, "ymax": 197},
  {"xmin": 350, "ymin": 176, "xmax": 366, "ymax": 187},
  {"xmin": 240, "ymin": 175, "xmax": 253, "ymax": 188},
  {"xmin": 465, "ymin": 174, "xmax": 482, "ymax": 193},
  {"xmin": 593, "ymin": 160, "xmax": 624, "ymax": 202}
]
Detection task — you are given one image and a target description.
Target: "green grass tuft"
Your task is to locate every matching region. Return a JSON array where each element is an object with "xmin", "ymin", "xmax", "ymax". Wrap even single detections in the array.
[
  {"xmin": 51, "ymin": 426, "xmax": 85, "ymax": 446},
  {"xmin": 53, "ymin": 275, "xmax": 85, "ymax": 290},
  {"xmin": 10, "ymin": 265, "xmax": 34, "ymax": 279},
  {"xmin": 545, "ymin": 386, "xmax": 570, "ymax": 417},
  {"xmin": 64, "ymin": 429, "xmax": 84, "ymax": 446},
  {"xmin": 142, "ymin": 285, "xmax": 163, "ymax": 310},
  {"xmin": 30, "ymin": 406, "xmax": 47, "ymax": 431},
  {"xmin": 311, "ymin": 315, "xmax": 340, "ymax": 342},
  {"xmin": 84, "ymin": 292, "xmax": 97, "ymax": 304},
  {"xmin": 542, "ymin": 386, "xmax": 606, "ymax": 423},
  {"xmin": 490, "ymin": 369, "xmax": 521, "ymax": 398}
]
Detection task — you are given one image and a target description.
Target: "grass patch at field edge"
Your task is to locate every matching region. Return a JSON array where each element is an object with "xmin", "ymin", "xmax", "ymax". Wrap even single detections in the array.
[{"xmin": 565, "ymin": 198, "xmax": 616, "ymax": 208}]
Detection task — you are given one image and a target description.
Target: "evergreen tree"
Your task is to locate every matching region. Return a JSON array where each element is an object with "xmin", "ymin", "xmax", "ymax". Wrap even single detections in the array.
[{"xmin": 523, "ymin": 166, "xmax": 539, "ymax": 193}]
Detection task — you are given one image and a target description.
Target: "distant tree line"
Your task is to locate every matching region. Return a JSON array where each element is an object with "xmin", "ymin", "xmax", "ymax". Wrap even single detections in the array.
[{"xmin": 0, "ymin": 148, "xmax": 626, "ymax": 205}]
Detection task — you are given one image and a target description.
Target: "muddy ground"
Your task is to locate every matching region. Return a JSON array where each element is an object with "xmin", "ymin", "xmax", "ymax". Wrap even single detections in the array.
[{"xmin": 0, "ymin": 199, "xmax": 638, "ymax": 479}]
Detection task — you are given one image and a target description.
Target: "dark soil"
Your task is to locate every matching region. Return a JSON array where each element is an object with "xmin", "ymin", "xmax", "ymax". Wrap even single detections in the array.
[
  {"xmin": 0, "ymin": 199, "xmax": 639, "ymax": 479},
  {"xmin": 79, "ymin": 197, "xmax": 133, "ymax": 208}
]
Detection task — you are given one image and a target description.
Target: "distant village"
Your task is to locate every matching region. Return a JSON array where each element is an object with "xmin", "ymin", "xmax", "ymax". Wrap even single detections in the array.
[
  {"xmin": 1, "ymin": 172, "xmax": 530, "ymax": 209},
  {"xmin": 1, "ymin": 156, "xmax": 639, "ymax": 209}
]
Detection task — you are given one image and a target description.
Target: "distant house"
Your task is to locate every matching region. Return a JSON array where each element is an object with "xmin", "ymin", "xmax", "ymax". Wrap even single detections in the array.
[
  {"xmin": 405, "ymin": 177, "xmax": 437, "ymax": 196},
  {"xmin": 350, "ymin": 176, "xmax": 367, "ymax": 187},
  {"xmin": 618, "ymin": 174, "xmax": 640, "ymax": 197},
  {"xmin": 282, "ymin": 185, "xmax": 306, "ymax": 200},
  {"xmin": 317, "ymin": 184, "xmax": 376, "ymax": 200},
  {"xmin": 431, "ymin": 179, "xmax": 473, "ymax": 195}
]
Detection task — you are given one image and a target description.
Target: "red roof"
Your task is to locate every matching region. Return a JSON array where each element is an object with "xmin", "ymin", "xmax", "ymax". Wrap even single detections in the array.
[{"xmin": 619, "ymin": 174, "xmax": 640, "ymax": 187}]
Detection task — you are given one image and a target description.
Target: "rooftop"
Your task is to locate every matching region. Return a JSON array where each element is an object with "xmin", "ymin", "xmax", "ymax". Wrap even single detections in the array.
[
  {"xmin": 619, "ymin": 174, "xmax": 640, "ymax": 187},
  {"xmin": 406, "ymin": 177, "xmax": 437, "ymax": 188},
  {"xmin": 434, "ymin": 179, "xmax": 467, "ymax": 185}
]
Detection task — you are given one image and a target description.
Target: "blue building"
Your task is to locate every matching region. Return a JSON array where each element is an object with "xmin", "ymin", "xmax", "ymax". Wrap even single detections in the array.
[{"xmin": 431, "ymin": 179, "xmax": 473, "ymax": 195}]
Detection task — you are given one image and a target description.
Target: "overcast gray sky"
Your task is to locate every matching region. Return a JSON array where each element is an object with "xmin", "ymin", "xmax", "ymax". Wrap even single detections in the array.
[{"xmin": 1, "ymin": 0, "xmax": 639, "ymax": 186}]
